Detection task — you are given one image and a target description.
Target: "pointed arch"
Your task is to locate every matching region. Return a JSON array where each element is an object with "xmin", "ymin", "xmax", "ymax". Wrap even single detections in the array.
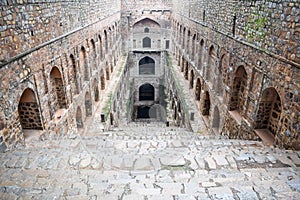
[
  {"xmin": 184, "ymin": 60, "xmax": 189, "ymax": 80},
  {"xmin": 104, "ymin": 29, "xmax": 108, "ymax": 51},
  {"xmin": 195, "ymin": 78, "xmax": 201, "ymax": 101},
  {"xmin": 207, "ymin": 45, "xmax": 216, "ymax": 82},
  {"xmin": 202, "ymin": 91, "xmax": 210, "ymax": 116},
  {"xmin": 100, "ymin": 69, "xmax": 105, "ymax": 90},
  {"xmin": 105, "ymin": 62, "xmax": 110, "ymax": 80},
  {"xmin": 133, "ymin": 17, "xmax": 161, "ymax": 28},
  {"xmin": 139, "ymin": 56, "xmax": 155, "ymax": 75},
  {"xmin": 85, "ymin": 92, "xmax": 92, "ymax": 117},
  {"xmin": 80, "ymin": 46, "xmax": 89, "ymax": 81},
  {"xmin": 191, "ymin": 34, "xmax": 196, "ymax": 61},
  {"xmin": 255, "ymin": 88, "xmax": 282, "ymax": 135},
  {"xmin": 50, "ymin": 67, "xmax": 67, "ymax": 110},
  {"xmin": 70, "ymin": 54, "xmax": 79, "ymax": 94},
  {"xmin": 139, "ymin": 83, "xmax": 155, "ymax": 101},
  {"xmin": 76, "ymin": 107, "xmax": 83, "ymax": 129},
  {"xmin": 98, "ymin": 35, "xmax": 103, "ymax": 60},
  {"xmin": 229, "ymin": 66, "xmax": 247, "ymax": 112},
  {"xmin": 93, "ymin": 78, "xmax": 99, "ymax": 102},
  {"xmin": 18, "ymin": 88, "xmax": 43, "ymax": 130},
  {"xmin": 190, "ymin": 70, "xmax": 194, "ymax": 89},
  {"xmin": 198, "ymin": 39, "xmax": 204, "ymax": 70},
  {"xmin": 90, "ymin": 39, "xmax": 97, "ymax": 71}
]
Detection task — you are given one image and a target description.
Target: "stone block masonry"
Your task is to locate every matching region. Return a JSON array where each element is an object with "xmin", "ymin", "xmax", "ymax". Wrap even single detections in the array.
[
  {"xmin": 171, "ymin": 0, "xmax": 299, "ymax": 149},
  {"xmin": 0, "ymin": 0, "xmax": 122, "ymax": 150}
]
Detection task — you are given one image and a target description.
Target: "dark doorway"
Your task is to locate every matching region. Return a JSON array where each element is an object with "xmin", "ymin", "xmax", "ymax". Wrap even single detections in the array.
[
  {"xmin": 139, "ymin": 83, "xmax": 155, "ymax": 101},
  {"xmin": 137, "ymin": 106, "xmax": 151, "ymax": 119}
]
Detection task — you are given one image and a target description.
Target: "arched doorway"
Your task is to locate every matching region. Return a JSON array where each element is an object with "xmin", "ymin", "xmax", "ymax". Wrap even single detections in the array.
[
  {"xmin": 100, "ymin": 69, "xmax": 105, "ymax": 90},
  {"xmin": 207, "ymin": 45, "xmax": 215, "ymax": 82},
  {"xmin": 255, "ymin": 88, "xmax": 282, "ymax": 135},
  {"xmin": 143, "ymin": 37, "xmax": 151, "ymax": 48},
  {"xmin": 184, "ymin": 61, "xmax": 188, "ymax": 80},
  {"xmin": 202, "ymin": 91, "xmax": 210, "ymax": 116},
  {"xmin": 105, "ymin": 62, "xmax": 110, "ymax": 80},
  {"xmin": 76, "ymin": 107, "xmax": 83, "ymax": 129},
  {"xmin": 98, "ymin": 35, "xmax": 103, "ymax": 60},
  {"xmin": 190, "ymin": 70, "xmax": 194, "ymax": 89},
  {"xmin": 229, "ymin": 66, "xmax": 247, "ymax": 113},
  {"xmin": 18, "ymin": 88, "xmax": 43, "ymax": 130},
  {"xmin": 85, "ymin": 92, "xmax": 92, "ymax": 117},
  {"xmin": 191, "ymin": 34, "xmax": 196, "ymax": 61},
  {"xmin": 110, "ymin": 113, "xmax": 114, "ymax": 125},
  {"xmin": 80, "ymin": 46, "xmax": 89, "ymax": 81},
  {"xmin": 198, "ymin": 39, "xmax": 204, "ymax": 70},
  {"xmin": 139, "ymin": 83, "xmax": 155, "ymax": 101},
  {"xmin": 50, "ymin": 67, "xmax": 67, "ymax": 110},
  {"xmin": 90, "ymin": 39, "xmax": 97, "ymax": 71},
  {"xmin": 93, "ymin": 79, "xmax": 99, "ymax": 102},
  {"xmin": 70, "ymin": 54, "xmax": 79, "ymax": 94},
  {"xmin": 195, "ymin": 78, "xmax": 201, "ymax": 101},
  {"xmin": 104, "ymin": 29, "xmax": 108, "ymax": 51},
  {"xmin": 139, "ymin": 56, "xmax": 155, "ymax": 75},
  {"xmin": 137, "ymin": 106, "xmax": 151, "ymax": 119}
]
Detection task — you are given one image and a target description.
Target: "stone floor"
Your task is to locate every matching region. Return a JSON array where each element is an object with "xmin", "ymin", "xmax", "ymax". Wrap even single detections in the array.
[{"xmin": 0, "ymin": 123, "xmax": 300, "ymax": 199}]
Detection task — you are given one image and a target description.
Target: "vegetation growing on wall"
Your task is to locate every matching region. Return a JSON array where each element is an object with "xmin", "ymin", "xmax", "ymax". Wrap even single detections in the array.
[{"xmin": 245, "ymin": 4, "xmax": 268, "ymax": 44}]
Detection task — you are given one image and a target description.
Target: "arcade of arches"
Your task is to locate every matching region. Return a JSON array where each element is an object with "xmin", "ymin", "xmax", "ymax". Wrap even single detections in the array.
[{"xmin": 0, "ymin": 0, "xmax": 299, "ymax": 151}]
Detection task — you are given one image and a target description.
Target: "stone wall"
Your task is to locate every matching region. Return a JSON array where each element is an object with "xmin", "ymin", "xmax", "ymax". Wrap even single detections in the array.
[
  {"xmin": 1, "ymin": 0, "xmax": 121, "ymax": 61},
  {"xmin": 18, "ymin": 102, "xmax": 43, "ymax": 130},
  {"xmin": 171, "ymin": 0, "xmax": 300, "ymax": 149},
  {"xmin": 172, "ymin": 0, "xmax": 299, "ymax": 63},
  {"xmin": 0, "ymin": 1, "xmax": 122, "ymax": 150}
]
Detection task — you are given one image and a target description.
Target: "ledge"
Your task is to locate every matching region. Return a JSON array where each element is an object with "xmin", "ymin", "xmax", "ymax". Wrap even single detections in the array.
[
  {"xmin": 254, "ymin": 129, "xmax": 275, "ymax": 146},
  {"xmin": 228, "ymin": 110, "xmax": 242, "ymax": 125}
]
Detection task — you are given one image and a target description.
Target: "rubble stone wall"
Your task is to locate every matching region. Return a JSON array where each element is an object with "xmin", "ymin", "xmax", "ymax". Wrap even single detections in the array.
[
  {"xmin": 0, "ymin": 1, "xmax": 122, "ymax": 150},
  {"xmin": 171, "ymin": 0, "xmax": 300, "ymax": 149}
]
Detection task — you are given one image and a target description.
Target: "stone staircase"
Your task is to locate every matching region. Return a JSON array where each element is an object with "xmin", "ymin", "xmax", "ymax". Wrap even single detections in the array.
[{"xmin": 1, "ymin": 123, "xmax": 300, "ymax": 199}]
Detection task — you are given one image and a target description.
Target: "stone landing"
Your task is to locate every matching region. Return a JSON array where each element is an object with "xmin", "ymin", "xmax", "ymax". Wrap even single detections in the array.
[{"xmin": 0, "ymin": 125, "xmax": 299, "ymax": 199}]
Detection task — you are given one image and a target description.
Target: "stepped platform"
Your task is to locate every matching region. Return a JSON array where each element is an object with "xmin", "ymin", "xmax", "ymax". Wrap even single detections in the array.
[{"xmin": 0, "ymin": 124, "xmax": 299, "ymax": 199}]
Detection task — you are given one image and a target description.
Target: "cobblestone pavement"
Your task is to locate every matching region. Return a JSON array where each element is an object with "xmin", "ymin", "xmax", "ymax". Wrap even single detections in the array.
[{"xmin": 0, "ymin": 123, "xmax": 300, "ymax": 199}]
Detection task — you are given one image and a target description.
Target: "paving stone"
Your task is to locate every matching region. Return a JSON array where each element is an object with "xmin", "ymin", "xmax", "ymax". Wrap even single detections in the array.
[
  {"xmin": 111, "ymin": 155, "xmax": 123, "ymax": 169},
  {"xmin": 288, "ymin": 178, "xmax": 300, "ymax": 192},
  {"xmin": 134, "ymin": 157, "xmax": 152, "ymax": 170},
  {"xmin": 213, "ymin": 155, "xmax": 229, "ymax": 166},
  {"xmin": 173, "ymin": 194, "xmax": 197, "ymax": 200},
  {"xmin": 195, "ymin": 155, "xmax": 206, "ymax": 169},
  {"xmin": 147, "ymin": 195, "xmax": 174, "ymax": 200},
  {"xmin": 160, "ymin": 156, "xmax": 185, "ymax": 166},
  {"xmin": 207, "ymin": 186, "xmax": 234, "ymax": 199},
  {"xmin": 205, "ymin": 157, "xmax": 216, "ymax": 170},
  {"xmin": 231, "ymin": 186, "xmax": 259, "ymax": 200},
  {"xmin": 69, "ymin": 155, "xmax": 81, "ymax": 166},
  {"xmin": 79, "ymin": 155, "xmax": 92, "ymax": 168},
  {"xmin": 155, "ymin": 183, "xmax": 183, "ymax": 195},
  {"xmin": 123, "ymin": 194, "xmax": 145, "ymax": 200}
]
